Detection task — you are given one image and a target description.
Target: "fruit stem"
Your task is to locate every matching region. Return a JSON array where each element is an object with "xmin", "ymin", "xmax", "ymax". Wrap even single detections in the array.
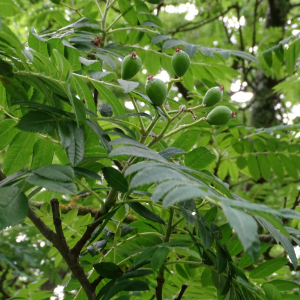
[
  {"xmin": 59, "ymin": 2, "xmax": 83, "ymax": 17},
  {"xmin": 92, "ymin": 0, "xmax": 103, "ymax": 18},
  {"xmin": 97, "ymin": 118, "xmax": 143, "ymax": 133},
  {"xmin": 131, "ymin": 96, "xmax": 145, "ymax": 133},
  {"xmin": 139, "ymin": 112, "xmax": 160, "ymax": 144},
  {"xmin": 107, "ymin": 27, "xmax": 159, "ymax": 36},
  {"xmin": 168, "ymin": 103, "xmax": 205, "ymax": 114},
  {"xmin": 106, "ymin": 13, "xmax": 122, "ymax": 31},
  {"xmin": 167, "ymin": 77, "xmax": 183, "ymax": 94},
  {"xmin": 164, "ymin": 117, "xmax": 206, "ymax": 139},
  {"xmin": 161, "ymin": 105, "xmax": 172, "ymax": 122}
]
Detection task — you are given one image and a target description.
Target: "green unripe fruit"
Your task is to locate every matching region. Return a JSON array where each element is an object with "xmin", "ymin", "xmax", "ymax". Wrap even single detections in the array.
[
  {"xmin": 146, "ymin": 0, "xmax": 161, "ymax": 3},
  {"xmin": 121, "ymin": 51, "xmax": 142, "ymax": 80},
  {"xmin": 145, "ymin": 75, "xmax": 167, "ymax": 106},
  {"xmin": 206, "ymin": 106, "xmax": 236, "ymax": 125},
  {"xmin": 203, "ymin": 85, "xmax": 224, "ymax": 107},
  {"xmin": 171, "ymin": 48, "xmax": 190, "ymax": 77}
]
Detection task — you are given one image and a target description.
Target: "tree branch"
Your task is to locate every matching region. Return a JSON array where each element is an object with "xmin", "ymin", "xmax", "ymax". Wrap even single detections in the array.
[
  {"xmin": 0, "ymin": 266, "xmax": 11, "ymax": 299},
  {"xmin": 27, "ymin": 204, "xmax": 96, "ymax": 300},
  {"xmin": 70, "ymin": 211, "xmax": 103, "ymax": 258},
  {"xmin": 174, "ymin": 284, "xmax": 188, "ymax": 300},
  {"xmin": 170, "ymin": 5, "xmax": 237, "ymax": 34}
]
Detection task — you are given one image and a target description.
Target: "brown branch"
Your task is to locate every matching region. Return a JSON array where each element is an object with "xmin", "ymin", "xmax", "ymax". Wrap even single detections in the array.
[
  {"xmin": 28, "ymin": 207, "xmax": 56, "ymax": 242},
  {"xmin": 155, "ymin": 277, "xmax": 165, "ymax": 300},
  {"xmin": 91, "ymin": 275, "xmax": 103, "ymax": 290},
  {"xmin": 174, "ymin": 284, "xmax": 188, "ymax": 300},
  {"xmin": 0, "ymin": 266, "xmax": 10, "ymax": 299},
  {"xmin": 50, "ymin": 199, "xmax": 70, "ymax": 254},
  {"xmin": 27, "ymin": 205, "xmax": 96, "ymax": 300},
  {"xmin": 93, "ymin": 87, "xmax": 98, "ymax": 108},
  {"xmin": 70, "ymin": 211, "xmax": 103, "ymax": 258},
  {"xmin": 29, "ymin": 200, "xmax": 137, "ymax": 223},
  {"xmin": 170, "ymin": 5, "xmax": 237, "ymax": 34},
  {"xmin": 251, "ymin": 0, "xmax": 260, "ymax": 53}
]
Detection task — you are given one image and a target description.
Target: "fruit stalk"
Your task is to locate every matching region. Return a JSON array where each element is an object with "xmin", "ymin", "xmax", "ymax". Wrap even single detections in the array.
[
  {"xmin": 164, "ymin": 117, "xmax": 206, "ymax": 139},
  {"xmin": 131, "ymin": 96, "xmax": 145, "ymax": 132},
  {"xmin": 167, "ymin": 77, "xmax": 183, "ymax": 94}
]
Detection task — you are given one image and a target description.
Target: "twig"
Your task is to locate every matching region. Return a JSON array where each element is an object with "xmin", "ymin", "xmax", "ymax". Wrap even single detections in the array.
[
  {"xmin": 174, "ymin": 285, "xmax": 188, "ymax": 300},
  {"xmin": 170, "ymin": 5, "xmax": 236, "ymax": 34},
  {"xmin": 0, "ymin": 266, "xmax": 11, "ymax": 298},
  {"xmin": 70, "ymin": 210, "xmax": 103, "ymax": 258},
  {"xmin": 27, "ymin": 205, "xmax": 96, "ymax": 300},
  {"xmin": 59, "ymin": 2, "xmax": 83, "ymax": 17}
]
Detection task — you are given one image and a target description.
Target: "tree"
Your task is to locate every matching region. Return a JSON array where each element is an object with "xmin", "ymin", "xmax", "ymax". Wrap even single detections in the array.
[{"xmin": 0, "ymin": 0, "xmax": 300, "ymax": 299}]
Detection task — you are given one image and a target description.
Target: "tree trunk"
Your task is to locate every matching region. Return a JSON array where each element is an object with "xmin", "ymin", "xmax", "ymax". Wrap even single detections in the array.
[{"xmin": 250, "ymin": 0, "xmax": 290, "ymax": 128}]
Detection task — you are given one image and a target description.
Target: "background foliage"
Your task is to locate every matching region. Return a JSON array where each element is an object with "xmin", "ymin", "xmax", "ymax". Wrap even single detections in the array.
[{"xmin": 1, "ymin": 0, "xmax": 300, "ymax": 299}]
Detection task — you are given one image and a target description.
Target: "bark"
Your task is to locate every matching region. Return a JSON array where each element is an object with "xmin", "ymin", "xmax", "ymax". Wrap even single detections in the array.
[{"xmin": 250, "ymin": 0, "xmax": 290, "ymax": 128}]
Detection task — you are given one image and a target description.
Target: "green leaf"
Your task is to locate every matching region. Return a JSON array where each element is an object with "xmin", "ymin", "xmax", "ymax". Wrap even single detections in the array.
[
  {"xmin": 103, "ymin": 167, "xmax": 128, "ymax": 192},
  {"xmin": 128, "ymin": 202, "xmax": 165, "ymax": 225},
  {"xmin": 86, "ymin": 119, "xmax": 112, "ymax": 152},
  {"xmin": 27, "ymin": 174, "xmax": 77, "ymax": 195},
  {"xmin": 185, "ymin": 147, "xmax": 216, "ymax": 170},
  {"xmin": 151, "ymin": 34, "xmax": 172, "ymax": 45},
  {"xmin": 17, "ymin": 111, "xmax": 56, "ymax": 133},
  {"xmin": 118, "ymin": 0, "xmax": 138, "ymax": 25},
  {"xmin": 268, "ymin": 153, "xmax": 284, "ymax": 180},
  {"xmin": 95, "ymin": 53, "xmax": 116, "ymax": 71},
  {"xmin": 117, "ymin": 79, "xmax": 139, "ymax": 93},
  {"xmin": 150, "ymin": 247, "xmax": 169, "ymax": 271},
  {"xmin": 247, "ymin": 155, "xmax": 260, "ymax": 181},
  {"xmin": 267, "ymin": 280, "xmax": 300, "ymax": 291},
  {"xmin": 257, "ymin": 154, "xmax": 271, "ymax": 180},
  {"xmin": 74, "ymin": 167, "xmax": 102, "ymax": 181},
  {"xmin": 159, "ymin": 147, "xmax": 186, "ymax": 159},
  {"xmin": 273, "ymin": 44, "xmax": 284, "ymax": 63},
  {"xmin": 28, "ymin": 28, "xmax": 48, "ymax": 57},
  {"xmin": 113, "ymin": 112, "xmax": 152, "ymax": 120},
  {"xmin": 279, "ymin": 154, "xmax": 298, "ymax": 179},
  {"xmin": 3, "ymin": 132, "xmax": 37, "ymax": 176},
  {"xmin": 93, "ymin": 262, "xmax": 123, "ymax": 279},
  {"xmin": 222, "ymin": 205, "xmax": 260, "ymax": 261},
  {"xmin": 198, "ymin": 218, "xmax": 214, "ymax": 250},
  {"xmin": 99, "ymin": 103, "xmax": 113, "ymax": 117},
  {"xmin": 130, "ymin": 166, "xmax": 187, "ymax": 189},
  {"xmin": 119, "ymin": 269, "xmax": 153, "ymax": 281},
  {"xmin": 31, "ymin": 139, "xmax": 54, "ymax": 169},
  {"xmin": 92, "ymin": 81, "xmax": 127, "ymax": 120},
  {"xmin": 263, "ymin": 49, "xmax": 273, "ymax": 67},
  {"xmin": 0, "ymin": 187, "xmax": 28, "ymax": 231},
  {"xmin": 216, "ymin": 243, "xmax": 227, "ymax": 273},
  {"xmin": 33, "ymin": 165, "xmax": 74, "ymax": 182},
  {"xmin": 262, "ymin": 283, "xmax": 282, "ymax": 300},
  {"xmin": 66, "ymin": 122, "xmax": 85, "ymax": 166},
  {"xmin": 72, "ymin": 76, "xmax": 96, "ymax": 113},
  {"xmin": 171, "ymin": 130, "xmax": 200, "ymax": 152},
  {"xmin": 102, "ymin": 280, "xmax": 149, "ymax": 300},
  {"xmin": 249, "ymin": 257, "xmax": 289, "ymax": 279},
  {"xmin": 163, "ymin": 186, "xmax": 207, "ymax": 208},
  {"xmin": 0, "ymin": 119, "xmax": 19, "ymax": 150},
  {"xmin": 109, "ymin": 146, "xmax": 167, "ymax": 163}
]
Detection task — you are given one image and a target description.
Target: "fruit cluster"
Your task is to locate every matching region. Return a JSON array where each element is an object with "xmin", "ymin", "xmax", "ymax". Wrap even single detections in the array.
[{"xmin": 120, "ymin": 49, "xmax": 236, "ymax": 126}]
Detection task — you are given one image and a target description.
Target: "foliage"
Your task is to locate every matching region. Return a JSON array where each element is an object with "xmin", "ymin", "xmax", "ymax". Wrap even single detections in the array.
[{"xmin": 0, "ymin": 0, "xmax": 300, "ymax": 300}]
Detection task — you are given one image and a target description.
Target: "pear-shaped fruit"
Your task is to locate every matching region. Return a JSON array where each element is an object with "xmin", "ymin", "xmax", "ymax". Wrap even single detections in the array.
[
  {"xmin": 146, "ymin": 0, "xmax": 161, "ymax": 3},
  {"xmin": 121, "ymin": 51, "xmax": 142, "ymax": 80},
  {"xmin": 206, "ymin": 106, "xmax": 236, "ymax": 125},
  {"xmin": 171, "ymin": 48, "xmax": 190, "ymax": 77},
  {"xmin": 203, "ymin": 85, "xmax": 224, "ymax": 107},
  {"xmin": 145, "ymin": 75, "xmax": 167, "ymax": 106}
]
